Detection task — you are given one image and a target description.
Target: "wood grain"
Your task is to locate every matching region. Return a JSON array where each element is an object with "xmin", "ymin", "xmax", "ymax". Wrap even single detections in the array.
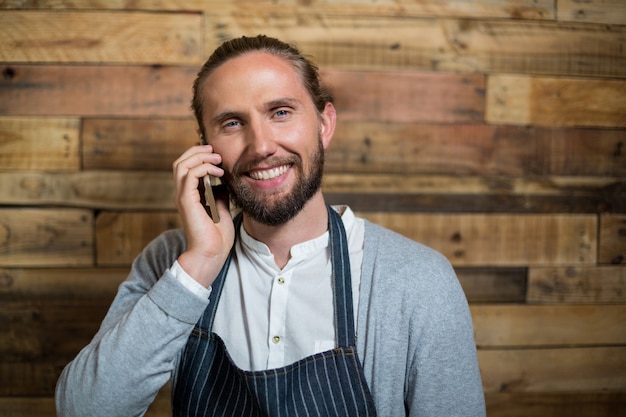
[
  {"xmin": 528, "ymin": 265, "xmax": 626, "ymax": 304},
  {"xmin": 0, "ymin": 117, "xmax": 80, "ymax": 171},
  {"xmin": 357, "ymin": 213, "xmax": 597, "ymax": 266},
  {"xmin": 557, "ymin": 0, "xmax": 626, "ymax": 25},
  {"xmin": 0, "ymin": 0, "xmax": 555, "ymax": 20},
  {"xmin": 0, "ymin": 11, "xmax": 203, "ymax": 64},
  {"xmin": 599, "ymin": 214, "xmax": 626, "ymax": 265},
  {"xmin": 471, "ymin": 305, "xmax": 626, "ymax": 347},
  {"xmin": 95, "ymin": 211, "xmax": 181, "ymax": 266},
  {"xmin": 479, "ymin": 346, "xmax": 626, "ymax": 393},
  {"xmin": 0, "ymin": 209, "xmax": 93, "ymax": 267},
  {"xmin": 0, "ymin": 65, "xmax": 197, "ymax": 116},
  {"xmin": 487, "ymin": 75, "xmax": 626, "ymax": 128},
  {"xmin": 322, "ymin": 70, "xmax": 484, "ymax": 123},
  {"xmin": 81, "ymin": 118, "xmax": 626, "ymax": 177},
  {"xmin": 1, "ymin": 171, "xmax": 623, "ymax": 213}
]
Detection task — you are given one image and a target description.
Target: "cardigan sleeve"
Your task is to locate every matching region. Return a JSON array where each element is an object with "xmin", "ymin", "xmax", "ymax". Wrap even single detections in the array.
[{"xmin": 55, "ymin": 230, "xmax": 211, "ymax": 417}]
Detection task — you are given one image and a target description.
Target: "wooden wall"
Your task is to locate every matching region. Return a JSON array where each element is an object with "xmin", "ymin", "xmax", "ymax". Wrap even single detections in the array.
[{"xmin": 1, "ymin": 1, "xmax": 625, "ymax": 416}]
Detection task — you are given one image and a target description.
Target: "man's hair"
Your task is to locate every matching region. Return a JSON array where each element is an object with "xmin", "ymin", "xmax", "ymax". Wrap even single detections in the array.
[{"xmin": 192, "ymin": 35, "xmax": 333, "ymax": 138}]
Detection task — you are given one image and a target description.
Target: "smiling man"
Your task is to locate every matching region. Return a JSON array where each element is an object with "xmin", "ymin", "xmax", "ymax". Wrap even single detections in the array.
[{"xmin": 56, "ymin": 35, "xmax": 486, "ymax": 417}]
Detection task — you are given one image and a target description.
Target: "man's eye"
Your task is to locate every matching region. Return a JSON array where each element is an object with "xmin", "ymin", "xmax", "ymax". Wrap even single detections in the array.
[
  {"xmin": 223, "ymin": 120, "xmax": 240, "ymax": 129},
  {"xmin": 274, "ymin": 109, "xmax": 290, "ymax": 118}
]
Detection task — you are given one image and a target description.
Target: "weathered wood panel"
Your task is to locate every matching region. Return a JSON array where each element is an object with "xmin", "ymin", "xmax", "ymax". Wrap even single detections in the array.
[
  {"xmin": 358, "ymin": 213, "xmax": 597, "ymax": 266},
  {"xmin": 472, "ymin": 305, "xmax": 626, "ymax": 347},
  {"xmin": 0, "ymin": 11, "xmax": 203, "ymax": 64},
  {"xmin": 558, "ymin": 0, "xmax": 626, "ymax": 25},
  {"xmin": 599, "ymin": 214, "xmax": 626, "ymax": 265},
  {"xmin": 0, "ymin": 209, "xmax": 93, "ymax": 267},
  {"xmin": 0, "ymin": 117, "xmax": 80, "ymax": 171},
  {"xmin": 0, "ymin": 65, "xmax": 197, "ymax": 116},
  {"xmin": 528, "ymin": 265, "xmax": 626, "ymax": 304},
  {"xmin": 6, "ymin": 392, "xmax": 626, "ymax": 417},
  {"xmin": 486, "ymin": 75, "xmax": 626, "ymax": 128},
  {"xmin": 1, "ymin": 171, "xmax": 623, "ymax": 214},
  {"xmin": 479, "ymin": 347, "xmax": 626, "ymax": 393},
  {"xmin": 0, "ymin": 0, "xmax": 555, "ymax": 20},
  {"xmin": 485, "ymin": 392, "xmax": 626, "ymax": 417},
  {"xmin": 94, "ymin": 211, "xmax": 598, "ymax": 266},
  {"xmin": 0, "ymin": 171, "xmax": 175, "ymax": 210},
  {"xmin": 207, "ymin": 17, "xmax": 626, "ymax": 78},
  {"xmin": 81, "ymin": 118, "xmax": 626, "ymax": 177},
  {"xmin": 96, "ymin": 211, "xmax": 181, "ymax": 266},
  {"xmin": 456, "ymin": 267, "xmax": 527, "ymax": 303},
  {"xmin": 0, "ymin": 267, "xmax": 126, "ymax": 300},
  {"xmin": 321, "ymin": 71, "xmax": 485, "ymax": 123},
  {"xmin": 82, "ymin": 118, "xmax": 196, "ymax": 170},
  {"xmin": 330, "ymin": 122, "xmax": 626, "ymax": 176}
]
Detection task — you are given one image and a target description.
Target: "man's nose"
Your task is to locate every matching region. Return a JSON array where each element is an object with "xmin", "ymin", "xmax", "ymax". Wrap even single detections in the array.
[{"xmin": 246, "ymin": 119, "xmax": 277, "ymax": 158}]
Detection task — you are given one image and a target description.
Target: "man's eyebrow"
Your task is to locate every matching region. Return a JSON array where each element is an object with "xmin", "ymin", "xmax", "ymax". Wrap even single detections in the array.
[
  {"xmin": 265, "ymin": 97, "xmax": 301, "ymax": 110},
  {"xmin": 210, "ymin": 111, "xmax": 243, "ymax": 126}
]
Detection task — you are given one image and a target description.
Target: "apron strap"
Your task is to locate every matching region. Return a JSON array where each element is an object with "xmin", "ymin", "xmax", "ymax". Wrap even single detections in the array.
[{"xmin": 327, "ymin": 205, "xmax": 356, "ymax": 348}]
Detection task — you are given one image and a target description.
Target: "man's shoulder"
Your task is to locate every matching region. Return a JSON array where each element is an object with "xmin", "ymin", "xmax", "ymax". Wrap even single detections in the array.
[{"xmin": 362, "ymin": 219, "xmax": 449, "ymax": 266}]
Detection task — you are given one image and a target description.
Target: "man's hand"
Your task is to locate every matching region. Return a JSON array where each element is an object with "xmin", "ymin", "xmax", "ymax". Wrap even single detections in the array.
[{"xmin": 172, "ymin": 145, "xmax": 235, "ymax": 287}]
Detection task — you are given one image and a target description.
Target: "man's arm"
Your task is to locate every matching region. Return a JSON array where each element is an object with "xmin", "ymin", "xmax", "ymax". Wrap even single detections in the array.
[{"xmin": 55, "ymin": 230, "xmax": 211, "ymax": 417}]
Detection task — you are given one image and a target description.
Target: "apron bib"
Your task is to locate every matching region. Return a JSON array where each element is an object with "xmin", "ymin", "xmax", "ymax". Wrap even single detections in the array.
[{"xmin": 172, "ymin": 206, "xmax": 376, "ymax": 416}]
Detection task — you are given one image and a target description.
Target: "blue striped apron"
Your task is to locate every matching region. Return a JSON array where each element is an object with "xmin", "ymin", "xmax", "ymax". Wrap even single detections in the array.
[{"xmin": 172, "ymin": 206, "xmax": 377, "ymax": 416}]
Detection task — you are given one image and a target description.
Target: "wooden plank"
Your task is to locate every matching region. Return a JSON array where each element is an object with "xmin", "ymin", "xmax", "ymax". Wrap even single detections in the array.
[
  {"xmin": 486, "ymin": 75, "xmax": 626, "ymax": 128},
  {"xmin": 311, "ymin": 70, "xmax": 483, "ymax": 124},
  {"xmin": 329, "ymin": 122, "xmax": 626, "ymax": 176},
  {"xmin": 456, "ymin": 267, "xmax": 527, "ymax": 303},
  {"xmin": 0, "ymin": 171, "xmax": 176, "ymax": 210},
  {"xmin": 599, "ymin": 214, "xmax": 626, "ymax": 265},
  {"xmin": 0, "ymin": 0, "xmax": 555, "ymax": 20},
  {"xmin": 207, "ymin": 17, "xmax": 626, "ymax": 78},
  {"xmin": 485, "ymin": 392, "xmax": 626, "ymax": 417},
  {"xmin": 0, "ymin": 392, "xmax": 172, "ymax": 417},
  {"xmin": 96, "ymin": 211, "xmax": 181, "ymax": 266},
  {"xmin": 558, "ymin": 0, "xmax": 626, "ymax": 25},
  {"xmin": 4, "ymin": 171, "xmax": 622, "ymax": 213},
  {"xmin": 0, "ymin": 65, "xmax": 197, "ymax": 116},
  {"xmin": 358, "ymin": 213, "xmax": 597, "ymax": 266},
  {"xmin": 326, "ymin": 189, "xmax": 626, "ymax": 214},
  {"xmin": 0, "ymin": 117, "xmax": 80, "ymax": 171},
  {"xmin": 0, "ymin": 209, "xmax": 93, "ymax": 267},
  {"xmin": 471, "ymin": 305, "xmax": 626, "ymax": 347},
  {"xmin": 528, "ymin": 265, "xmax": 626, "ymax": 304},
  {"xmin": 0, "ymin": 362, "xmax": 62, "ymax": 396},
  {"xmin": 0, "ymin": 302, "xmax": 108, "ymax": 362},
  {"xmin": 82, "ymin": 118, "xmax": 196, "ymax": 170},
  {"xmin": 0, "ymin": 267, "xmax": 126, "ymax": 300},
  {"xmin": 82, "ymin": 118, "xmax": 626, "ymax": 177},
  {"xmin": 0, "ymin": 11, "xmax": 203, "ymax": 64},
  {"xmin": 479, "ymin": 346, "xmax": 626, "ymax": 393}
]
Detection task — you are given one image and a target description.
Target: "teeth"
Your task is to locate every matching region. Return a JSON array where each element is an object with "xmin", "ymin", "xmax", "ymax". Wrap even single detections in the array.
[{"xmin": 249, "ymin": 165, "xmax": 289, "ymax": 180}]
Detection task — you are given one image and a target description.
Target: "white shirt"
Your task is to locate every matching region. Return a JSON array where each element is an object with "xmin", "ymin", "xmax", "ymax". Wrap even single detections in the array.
[{"xmin": 170, "ymin": 206, "xmax": 364, "ymax": 371}]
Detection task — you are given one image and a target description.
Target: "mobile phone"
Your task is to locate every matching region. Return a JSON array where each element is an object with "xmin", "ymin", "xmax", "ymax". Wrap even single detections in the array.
[{"xmin": 199, "ymin": 136, "xmax": 221, "ymax": 223}]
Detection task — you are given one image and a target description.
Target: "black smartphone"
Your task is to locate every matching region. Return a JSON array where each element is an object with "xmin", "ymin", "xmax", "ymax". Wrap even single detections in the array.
[{"xmin": 199, "ymin": 136, "xmax": 221, "ymax": 223}]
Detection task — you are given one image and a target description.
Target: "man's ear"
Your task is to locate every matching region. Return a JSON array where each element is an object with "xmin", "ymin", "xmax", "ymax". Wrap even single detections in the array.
[{"xmin": 319, "ymin": 102, "xmax": 337, "ymax": 150}]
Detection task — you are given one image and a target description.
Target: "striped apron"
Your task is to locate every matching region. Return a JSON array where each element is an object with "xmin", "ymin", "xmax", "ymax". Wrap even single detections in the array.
[{"xmin": 172, "ymin": 206, "xmax": 377, "ymax": 416}]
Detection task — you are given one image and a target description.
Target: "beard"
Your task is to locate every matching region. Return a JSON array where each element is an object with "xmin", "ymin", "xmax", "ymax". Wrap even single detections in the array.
[{"xmin": 222, "ymin": 137, "xmax": 325, "ymax": 226}]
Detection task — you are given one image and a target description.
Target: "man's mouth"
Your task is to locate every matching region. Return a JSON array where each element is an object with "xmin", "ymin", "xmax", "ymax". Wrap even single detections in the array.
[{"xmin": 247, "ymin": 164, "xmax": 291, "ymax": 181}]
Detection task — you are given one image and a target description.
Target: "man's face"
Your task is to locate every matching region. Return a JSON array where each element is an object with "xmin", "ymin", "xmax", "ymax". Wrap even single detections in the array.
[{"xmin": 200, "ymin": 52, "xmax": 334, "ymax": 225}]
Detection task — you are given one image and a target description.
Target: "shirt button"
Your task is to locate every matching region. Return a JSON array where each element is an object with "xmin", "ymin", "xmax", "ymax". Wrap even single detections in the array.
[
  {"xmin": 277, "ymin": 277, "xmax": 285, "ymax": 285},
  {"xmin": 272, "ymin": 335, "xmax": 281, "ymax": 344}
]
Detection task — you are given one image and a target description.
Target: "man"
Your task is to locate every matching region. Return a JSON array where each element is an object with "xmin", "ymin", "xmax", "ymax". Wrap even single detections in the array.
[{"xmin": 56, "ymin": 35, "xmax": 485, "ymax": 416}]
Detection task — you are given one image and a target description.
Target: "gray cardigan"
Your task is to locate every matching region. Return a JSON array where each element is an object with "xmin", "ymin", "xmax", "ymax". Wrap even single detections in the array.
[{"xmin": 56, "ymin": 219, "xmax": 486, "ymax": 417}]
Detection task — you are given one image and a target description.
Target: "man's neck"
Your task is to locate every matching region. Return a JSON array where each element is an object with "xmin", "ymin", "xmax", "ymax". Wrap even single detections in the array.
[{"xmin": 242, "ymin": 192, "xmax": 329, "ymax": 269}]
